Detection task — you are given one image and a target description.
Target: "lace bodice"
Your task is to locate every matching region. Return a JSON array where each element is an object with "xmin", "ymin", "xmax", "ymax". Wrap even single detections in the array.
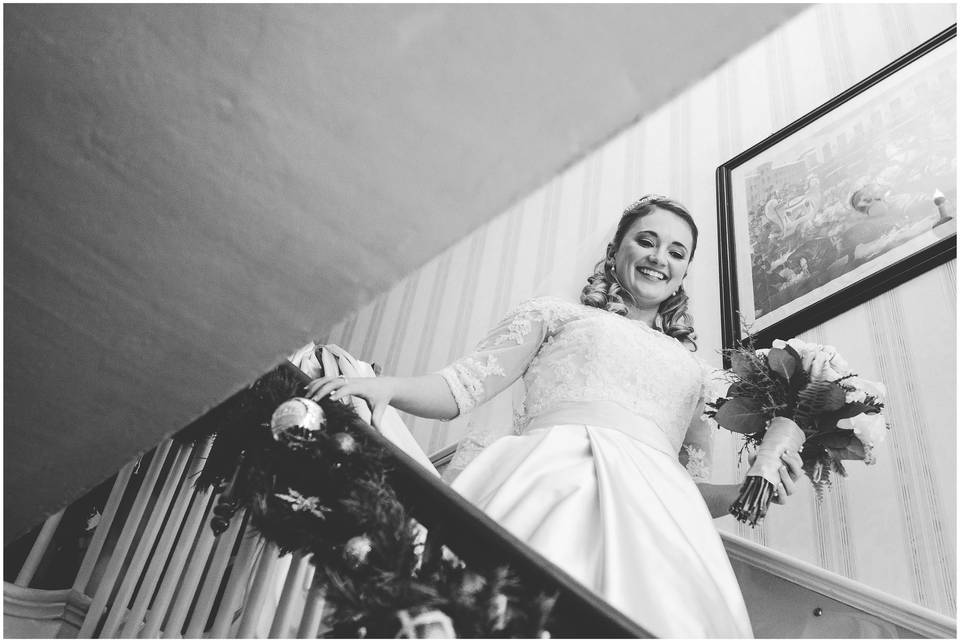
[{"xmin": 439, "ymin": 297, "xmax": 723, "ymax": 478}]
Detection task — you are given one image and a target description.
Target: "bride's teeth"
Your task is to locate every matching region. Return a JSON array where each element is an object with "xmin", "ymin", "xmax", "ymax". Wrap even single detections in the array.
[{"xmin": 637, "ymin": 267, "xmax": 665, "ymax": 280}]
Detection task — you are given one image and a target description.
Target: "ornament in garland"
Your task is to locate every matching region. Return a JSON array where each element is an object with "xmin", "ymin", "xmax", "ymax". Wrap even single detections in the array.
[
  {"xmin": 332, "ymin": 431, "xmax": 360, "ymax": 456},
  {"xmin": 210, "ymin": 455, "xmax": 244, "ymax": 535},
  {"xmin": 396, "ymin": 609, "xmax": 456, "ymax": 638},
  {"xmin": 270, "ymin": 397, "xmax": 325, "ymax": 437},
  {"xmin": 275, "ymin": 489, "xmax": 331, "ymax": 519},
  {"xmin": 210, "ymin": 498, "xmax": 239, "ymax": 536},
  {"xmin": 343, "ymin": 534, "xmax": 374, "ymax": 568}
]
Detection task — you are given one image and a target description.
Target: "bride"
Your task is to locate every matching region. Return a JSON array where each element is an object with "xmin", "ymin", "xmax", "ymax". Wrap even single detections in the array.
[{"xmin": 306, "ymin": 195, "xmax": 803, "ymax": 638}]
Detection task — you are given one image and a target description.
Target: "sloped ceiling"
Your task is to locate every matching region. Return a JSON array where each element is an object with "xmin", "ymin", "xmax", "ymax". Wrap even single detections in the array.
[{"xmin": 3, "ymin": 4, "xmax": 807, "ymax": 541}]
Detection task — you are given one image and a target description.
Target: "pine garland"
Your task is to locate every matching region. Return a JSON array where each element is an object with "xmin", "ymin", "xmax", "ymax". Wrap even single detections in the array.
[{"xmin": 189, "ymin": 368, "xmax": 556, "ymax": 638}]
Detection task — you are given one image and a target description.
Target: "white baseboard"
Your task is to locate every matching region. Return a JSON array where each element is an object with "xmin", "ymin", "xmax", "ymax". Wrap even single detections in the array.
[
  {"xmin": 721, "ymin": 532, "xmax": 957, "ymax": 638},
  {"xmin": 3, "ymin": 583, "xmax": 90, "ymax": 638}
]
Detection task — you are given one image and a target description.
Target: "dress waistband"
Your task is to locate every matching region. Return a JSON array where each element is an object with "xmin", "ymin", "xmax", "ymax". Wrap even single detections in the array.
[{"xmin": 523, "ymin": 401, "xmax": 676, "ymax": 457}]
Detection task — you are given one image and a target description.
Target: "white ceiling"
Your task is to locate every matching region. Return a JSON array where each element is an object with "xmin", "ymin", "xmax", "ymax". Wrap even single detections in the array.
[{"xmin": 4, "ymin": 4, "xmax": 808, "ymax": 541}]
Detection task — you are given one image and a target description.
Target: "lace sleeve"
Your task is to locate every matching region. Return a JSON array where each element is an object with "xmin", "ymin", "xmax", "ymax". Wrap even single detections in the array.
[
  {"xmin": 679, "ymin": 362, "xmax": 733, "ymax": 483},
  {"xmin": 436, "ymin": 297, "xmax": 557, "ymax": 417}
]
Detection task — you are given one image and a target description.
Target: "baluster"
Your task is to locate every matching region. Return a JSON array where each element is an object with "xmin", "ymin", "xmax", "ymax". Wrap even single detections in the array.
[
  {"xmin": 119, "ymin": 439, "xmax": 211, "ymax": 637},
  {"xmin": 14, "ymin": 508, "xmax": 65, "ymax": 587},
  {"xmin": 73, "ymin": 460, "xmax": 137, "ymax": 595},
  {"xmin": 78, "ymin": 439, "xmax": 174, "ymax": 639},
  {"xmin": 235, "ymin": 541, "xmax": 282, "ymax": 638},
  {"xmin": 301, "ymin": 561, "xmax": 316, "ymax": 593},
  {"xmin": 138, "ymin": 482, "xmax": 214, "ymax": 638},
  {"xmin": 100, "ymin": 443, "xmax": 193, "ymax": 637},
  {"xmin": 207, "ymin": 532, "xmax": 264, "ymax": 638},
  {"xmin": 269, "ymin": 550, "xmax": 312, "ymax": 638},
  {"xmin": 296, "ymin": 582, "xmax": 327, "ymax": 639},
  {"xmin": 181, "ymin": 508, "xmax": 247, "ymax": 638},
  {"xmin": 158, "ymin": 490, "xmax": 219, "ymax": 639}
]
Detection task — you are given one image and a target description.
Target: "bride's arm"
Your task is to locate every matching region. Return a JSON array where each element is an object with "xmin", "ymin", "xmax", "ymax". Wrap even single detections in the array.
[
  {"xmin": 697, "ymin": 483, "xmax": 743, "ymax": 519},
  {"xmin": 306, "ymin": 297, "xmax": 562, "ymax": 427},
  {"xmin": 305, "ymin": 374, "xmax": 458, "ymax": 426},
  {"xmin": 680, "ymin": 397, "xmax": 743, "ymax": 518}
]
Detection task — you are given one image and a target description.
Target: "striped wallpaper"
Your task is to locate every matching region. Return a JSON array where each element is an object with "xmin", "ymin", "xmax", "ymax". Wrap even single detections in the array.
[{"xmin": 318, "ymin": 4, "xmax": 956, "ymax": 616}]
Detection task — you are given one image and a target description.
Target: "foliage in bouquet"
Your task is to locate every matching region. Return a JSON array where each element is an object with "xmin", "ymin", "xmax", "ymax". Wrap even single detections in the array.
[{"xmin": 706, "ymin": 337, "xmax": 887, "ymax": 496}]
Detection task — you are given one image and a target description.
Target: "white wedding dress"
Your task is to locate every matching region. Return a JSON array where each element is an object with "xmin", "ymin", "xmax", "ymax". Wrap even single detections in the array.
[{"xmin": 438, "ymin": 297, "xmax": 753, "ymax": 638}]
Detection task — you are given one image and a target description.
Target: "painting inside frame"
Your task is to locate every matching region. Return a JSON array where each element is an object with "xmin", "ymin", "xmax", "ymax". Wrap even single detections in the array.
[{"xmin": 728, "ymin": 35, "xmax": 956, "ymax": 339}]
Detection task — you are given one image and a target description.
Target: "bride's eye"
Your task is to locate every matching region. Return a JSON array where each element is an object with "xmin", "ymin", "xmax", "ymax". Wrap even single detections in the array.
[{"xmin": 637, "ymin": 237, "xmax": 655, "ymax": 247}]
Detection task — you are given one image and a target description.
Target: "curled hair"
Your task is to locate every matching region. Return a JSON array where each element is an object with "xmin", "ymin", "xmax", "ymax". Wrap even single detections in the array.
[{"xmin": 580, "ymin": 195, "xmax": 699, "ymax": 350}]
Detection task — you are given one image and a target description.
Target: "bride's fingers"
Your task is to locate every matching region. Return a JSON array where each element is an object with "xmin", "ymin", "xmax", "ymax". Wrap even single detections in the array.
[
  {"xmin": 778, "ymin": 465, "xmax": 796, "ymax": 495},
  {"xmin": 780, "ymin": 451, "xmax": 804, "ymax": 481},
  {"xmin": 303, "ymin": 377, "xmax": 326, "ymax": 395},
  {"xmin": 305, "ymin": 376, "xmax": 349, "ymax": 401},
  {"xmin": 305, "ymin": 382, "xmax": 335, "ymax": 401},
  {"xmin": 329, "ymin": 383, "xmax": 354, "ymax": 402},
  {"xmin": 304, "ymin": 376, "xmax": 338, "ymax": 395},
  {"xmin": 770, "ymin": 462, "xmax": 798, "ymax": 506}
]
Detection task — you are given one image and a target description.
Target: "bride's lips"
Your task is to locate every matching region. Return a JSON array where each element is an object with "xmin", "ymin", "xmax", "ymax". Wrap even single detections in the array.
[{"xmin": 636, "ymin": 266, "xmax": 667, "ymax": 281}]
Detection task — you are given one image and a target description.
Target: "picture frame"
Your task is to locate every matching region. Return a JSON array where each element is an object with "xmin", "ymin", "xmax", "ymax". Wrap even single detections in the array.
[{"xmin": 716, "ymin": 25, "xmax": 957, "ymax": 350}]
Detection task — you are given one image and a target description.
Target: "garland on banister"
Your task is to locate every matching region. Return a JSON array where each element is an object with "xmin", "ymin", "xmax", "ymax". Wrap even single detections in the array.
[{"xmin": 190, "ymin": 367, "xmax": 556, "ymax": 638}]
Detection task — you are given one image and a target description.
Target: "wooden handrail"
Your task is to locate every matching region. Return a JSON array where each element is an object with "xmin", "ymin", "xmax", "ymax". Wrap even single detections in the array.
[{"xmin": 178, "ymin": 360, "xmax": 650, "ymax": 638}]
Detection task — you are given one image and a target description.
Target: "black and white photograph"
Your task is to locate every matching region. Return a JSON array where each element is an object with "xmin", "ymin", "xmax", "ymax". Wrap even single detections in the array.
[{"xmin": 4, "ymin": 5, "xmax": 956, "ymax": 639}]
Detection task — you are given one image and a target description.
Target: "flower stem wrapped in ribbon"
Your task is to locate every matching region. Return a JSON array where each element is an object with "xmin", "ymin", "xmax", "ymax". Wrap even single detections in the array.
[
  {"xmin": 729, "ymin": 417, "xmax": 804, "ymax": 525},
  {"xmin": 707, "ymin": 338, "xmax": 887, "ymax": 526}
]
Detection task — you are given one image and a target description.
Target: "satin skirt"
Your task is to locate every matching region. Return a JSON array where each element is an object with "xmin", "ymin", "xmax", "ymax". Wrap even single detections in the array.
[{"xmin": 450, "ymin": 421, "xmax": 753, "ymax": 638}]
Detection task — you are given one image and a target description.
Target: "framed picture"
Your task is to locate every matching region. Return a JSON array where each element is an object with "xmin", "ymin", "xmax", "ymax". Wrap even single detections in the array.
[{"xmin": 716, "ymin": 25, "xmax": 957, "ymax": 350}]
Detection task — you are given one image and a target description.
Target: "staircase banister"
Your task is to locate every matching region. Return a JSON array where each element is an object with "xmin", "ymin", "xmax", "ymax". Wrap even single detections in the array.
[{"xmin": 272, "ymin": 361, "xmax": 651, "ymax": 638}]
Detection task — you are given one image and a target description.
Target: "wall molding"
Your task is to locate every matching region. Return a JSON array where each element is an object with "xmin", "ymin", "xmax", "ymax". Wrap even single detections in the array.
[
  {"xmin": 3, "ymin": 583, "xmax": 90, "ymax": 634},
  {"xmin": 721, "ymin": 531, "xmax": 957, "ymax": 638},
  {"xmin": 429, "ymin": 442, "xmax": 458, "ymax": 468}
]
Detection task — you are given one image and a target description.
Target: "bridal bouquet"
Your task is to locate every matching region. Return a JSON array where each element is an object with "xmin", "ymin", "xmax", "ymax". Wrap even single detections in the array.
[{"xmin": 706, "ymin": 338, "xmax": 887, "ymax": 526}]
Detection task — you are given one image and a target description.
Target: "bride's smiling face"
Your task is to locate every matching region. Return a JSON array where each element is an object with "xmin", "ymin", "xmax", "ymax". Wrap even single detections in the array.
[{"xmin": 612, "ymin": 208, "xmax": 694, "ymax": 311}]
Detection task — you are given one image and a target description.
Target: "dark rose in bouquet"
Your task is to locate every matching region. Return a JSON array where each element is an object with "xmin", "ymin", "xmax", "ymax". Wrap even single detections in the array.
[{"xmin": 706, "ymin": 338, "xmax": 887, "ymax": 525}]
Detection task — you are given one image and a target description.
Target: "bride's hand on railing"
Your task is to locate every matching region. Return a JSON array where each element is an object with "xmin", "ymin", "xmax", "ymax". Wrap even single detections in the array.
[{"xmin": 305, "ymin": 375, "xmax": 397, "ymax": 428}]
